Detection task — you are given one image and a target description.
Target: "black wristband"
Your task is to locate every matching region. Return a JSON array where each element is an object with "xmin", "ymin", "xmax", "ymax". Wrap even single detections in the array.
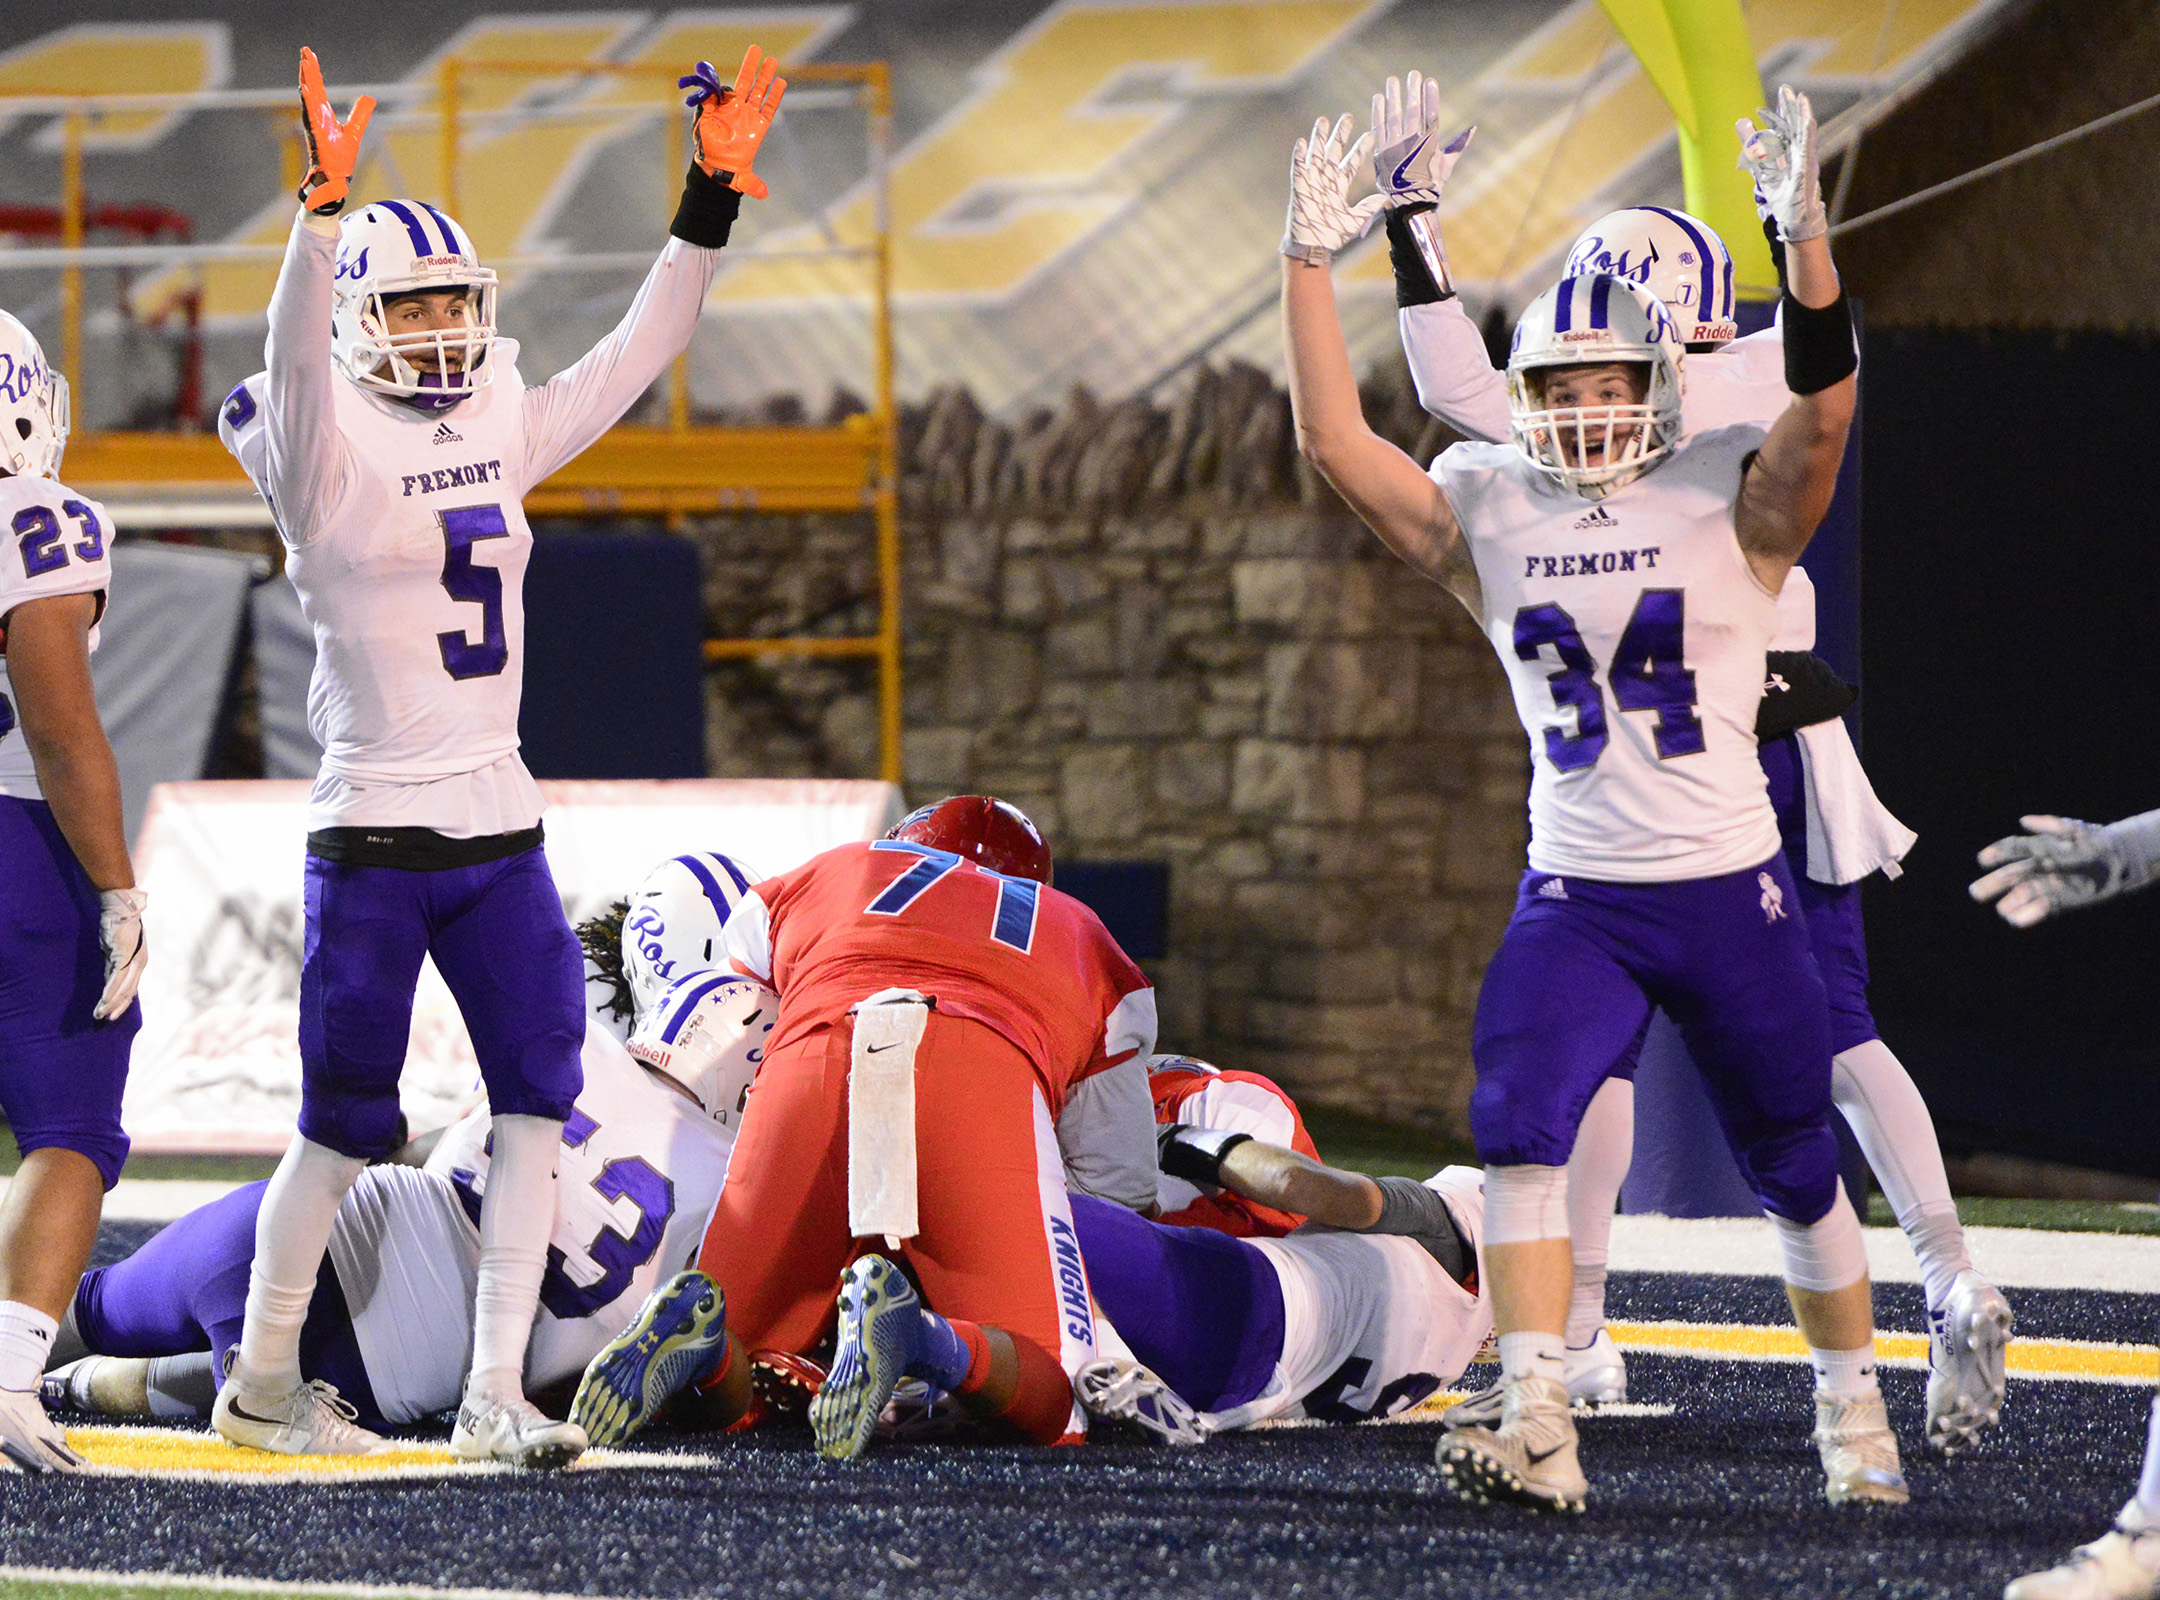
[
  {"xmin": 1782, "ymin": 290, "xmax": 1856, "ymax": 395},
  {"xmin": 1758, "ymin": 650, "xmax": 1857, "ymax": 740},
  {"xmin": 670, "ymin": 164, "xmax": 743, "ymax": 248},
  {"xmin": 1157, "ymin": 1124, "xmax": 1252, "ymax": 1187},
  {"xmin": 1761, "ymin": 214, "xmax": 1788, "ymax": 296},
  {"xmin": 1386, "ymin": 204, "xmax": 1446, "ymax": 308}
]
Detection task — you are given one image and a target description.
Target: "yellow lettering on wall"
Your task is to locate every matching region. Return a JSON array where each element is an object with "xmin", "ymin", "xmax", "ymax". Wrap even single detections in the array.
[
  {"xmin": 0, "ymin": 24, "xmax": 229, "ymax": 151},
  {"xmin": 715, "ymin": 0, "xmax": 1383, "ymax": 306}
]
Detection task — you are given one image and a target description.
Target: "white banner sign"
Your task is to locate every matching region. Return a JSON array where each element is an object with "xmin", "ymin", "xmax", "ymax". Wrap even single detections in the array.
[{"xmin": 124, "ymin": 778, "xmax": 903, "ymax": 1153}]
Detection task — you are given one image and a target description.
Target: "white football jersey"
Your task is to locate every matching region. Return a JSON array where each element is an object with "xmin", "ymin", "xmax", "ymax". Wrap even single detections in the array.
[
  {"xmin": 0, "ymin": 475, "xmax": 111, "ymax": 801},
  {"xmin": 1436, "ymin": 428, "xmax": 1781, "ymax": 881},
  {"xmin": 219, "ymin": 214, "xmax": 716, "ymax": 835},
  {"xmin": 325, "ymin": 1020, "xmax": 735, "ymax": 1421},
  {"xmin": 1206, "ymin": 1168, "xmax": 1491, "ymax": 1428}
]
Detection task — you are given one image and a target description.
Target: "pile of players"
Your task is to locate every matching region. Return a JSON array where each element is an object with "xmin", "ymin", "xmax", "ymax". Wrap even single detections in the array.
[{"xmin": 8, "ymin": 37, "xmax": 2160, "ymax": 1600}]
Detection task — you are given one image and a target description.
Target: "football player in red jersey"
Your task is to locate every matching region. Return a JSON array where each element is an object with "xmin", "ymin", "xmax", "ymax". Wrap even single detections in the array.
[{"xmin": 572, "ymin": 797, "xmax": 1159, "ymax": 1458}]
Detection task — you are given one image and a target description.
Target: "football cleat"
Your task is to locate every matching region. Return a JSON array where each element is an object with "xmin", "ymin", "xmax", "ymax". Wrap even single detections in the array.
[
  {"xmin": 211, "ymin": 1371, "xmax": 389, "ymax": 1456},
  {"xmin": 1435, "ymin": 1375, "xmax": 1588, "ymax": 1513},
  {"xmin": 1814, "ymin": 1389, "xmax": 1910, "ymax": 1507},
  {"xmin": 571, "ymin": 1270, "xmax": 729, "ymax": 1448},
  {"xmin": 2006, "ymin": 1516, "xmax": 2160, "ymax": 1600},
  {"xmin": 1443, "ymin": 1328, "xmax": 1627, "ymax": 1428},
  {"xmin": 810, "ymin": 1254, "xmax": 923, "ymax": 1463},
  {"xmin": 451, "ymin": 1388, "xmax": 586, "ymax": 1470},
  {"xmin": 1928, "ymin": 1270, "xmax": 2014, "ymax": 1455},
  {"xmin": 0, "ymin": 1386, "xmax": 83, "ymax": 1474},
  {"xmin": 1076, "ymin": 1358, "xmax": 1210, "ymax": 1447}
]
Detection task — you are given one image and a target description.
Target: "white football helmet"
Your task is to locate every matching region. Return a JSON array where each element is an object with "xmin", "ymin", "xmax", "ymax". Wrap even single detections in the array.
[
  {"xmin": 1507, "ymin": 274, "xmax": 1684, "ymax": 499},
  {"xmin": 620, "ymin": 851, "xmax": 764, "ymax": 1023},
  {"xmin": 627, "ymin": 972, "xmax": 778, "ymax": 1127},
  {"xmin": 330, "ymin": 200, "xmax": 498, "ymax": 409},
  {"xmin": 1565, "ymin": 206, "xmax": 1738, "ymax": 348},
  {"xmin": 0, "ymin": 310, "xmax": 70, "ymax": 479}
]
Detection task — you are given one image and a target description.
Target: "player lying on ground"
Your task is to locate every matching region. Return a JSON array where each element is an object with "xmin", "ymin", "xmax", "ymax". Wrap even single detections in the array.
[
  {"xmin": 0, "ymin": 309, "xmax": 146, "ymax": 1474},
  {"xmin": 44, "ymin": 982, "xmax": 771, "ymax": 1433},
  {"xmin": 1148, "ymin": 1053, "xmax": 1322, "ymax": 1236},
  {"xmin": 209, "ymin": 46, "xmax": 782, "ymax": 1465},
  {"xmin": 570, "ymin": 796, "xmax": 1162, "ymax": 1459},
  {"xmin": 1075, "ymin": 1133, "xmax": 1488, "ymax": 1442},
  {"xmin": 1283, "ymin": 87, "xmax": 1902, "ymax": 1511},
  {"xmin": 1368, "ymin": 69, "xmax": 2010, "ymax": 1454}
]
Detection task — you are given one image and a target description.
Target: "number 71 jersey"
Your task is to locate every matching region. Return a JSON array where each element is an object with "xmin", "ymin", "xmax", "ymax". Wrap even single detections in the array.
[
  {"xmin": 0, "ymin": 475, "xmax": 111, "ymax": 801},
  {"xmin": 1434, "ymin": 426, "xmax": 1782, "ymax": 883}
]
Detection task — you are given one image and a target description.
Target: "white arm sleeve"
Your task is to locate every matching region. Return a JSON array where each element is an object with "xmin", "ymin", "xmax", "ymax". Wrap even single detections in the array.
[
  {"xmin": 520, "ymin": 239, "xmax": 720, "ymax": 486},
  {"xmin": 1173, "ymin": 1079, "xmax": 1299, "ymax": 1145},
  {"xmin": 720, "ymin": 889, "xmax": 774, "ymax": 983},
  {"xmin": 1056, "ymin": 1057, "xmax": 1161, "ymax": 1213},
  {"xmin": 261, "ymin": 211, "xmax": 356, "ymax": 546},
  {"xmin": 1399, "ymin": 298, "xmax": 1512, "ymax": 444}
]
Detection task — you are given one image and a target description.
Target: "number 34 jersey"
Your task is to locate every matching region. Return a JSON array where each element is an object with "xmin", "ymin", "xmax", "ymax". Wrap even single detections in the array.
[
  {"xmin": 320, "ymin": 1019, "xmax": 737, "ymax": 1423},
  {"xmin": 0, "ymin": 476, "xmax": 111, "ymax": 801},
  {"xmin": 1433, "ymin": 426, "xmax": 1782, "ymax": 883}
]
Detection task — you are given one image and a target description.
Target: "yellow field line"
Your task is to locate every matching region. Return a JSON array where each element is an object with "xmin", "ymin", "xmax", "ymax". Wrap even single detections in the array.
[{"xmin": 1610, "ymin": 1320, "xmax": 2160, "ymax": 1383}]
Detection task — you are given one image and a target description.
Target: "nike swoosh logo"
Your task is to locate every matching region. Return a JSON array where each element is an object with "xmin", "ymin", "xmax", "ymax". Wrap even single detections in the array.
[
  {"xmin": 1390, "ymin": 130, "xmax": 1435, "ymax": 190},
  {"xmin": 866, "ymin": 1043, "xmax": 899, "ymax": 1053},
  {"xmin": 1526, "ymin": 1444, "xmax": 1568, "ymax": 1465},
  {"xmin": 224, "ymin": 1399, "xmax": 291, "ymax": 1428}
]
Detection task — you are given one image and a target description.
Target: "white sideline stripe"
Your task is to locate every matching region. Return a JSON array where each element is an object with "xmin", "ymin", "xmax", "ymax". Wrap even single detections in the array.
[
  {"xmin": 0, "ymin": 1566, "xmax": 655, "ymax": 1600},
  {"xmin": 1609, "ymin": 1216, "xmax": 2160, "ymax": 1293}
]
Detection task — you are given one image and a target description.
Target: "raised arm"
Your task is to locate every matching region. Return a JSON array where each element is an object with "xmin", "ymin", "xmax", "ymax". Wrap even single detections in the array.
[
  {"xmin": 1733, "ymin": 88, "xmax": 1856, "ymax": 592},
  {"xmin": 1280, "ymin": 117, "xmax": 1478, "ymax": 610},
  {"xmin": 521, "ymin": 48, "xmax": 784, "ymax": 485}
]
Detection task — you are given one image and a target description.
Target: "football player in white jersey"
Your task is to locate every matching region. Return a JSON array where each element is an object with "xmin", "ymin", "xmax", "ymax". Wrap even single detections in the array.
[
  {"xmin": 48, "ymin": 977, "xmax": 771, "ymax": 1434},
  {"xmin": 1282, "ymin": 89, "xmax": 1904, "ymax": 1510},
  {"xmin": 0, "ymin": 309, "xmax": 146, "ymax": 1473},
  {"xmin": 1369, "ymin": 71, "xmax": 2011, "ymax": 1455},
  {"xmin": 210, "ymin": 46, "xmax": 784, "ymax": 1464}
]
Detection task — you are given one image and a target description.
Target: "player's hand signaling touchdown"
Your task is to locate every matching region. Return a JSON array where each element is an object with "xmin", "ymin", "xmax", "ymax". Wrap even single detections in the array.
[
  {"xmin": 296, "ymin": 47, "xmax": 374, "ymax": 215},
  {"xmin": 679, "ymin": 46, "xmax": 787, "ymax": 199}
]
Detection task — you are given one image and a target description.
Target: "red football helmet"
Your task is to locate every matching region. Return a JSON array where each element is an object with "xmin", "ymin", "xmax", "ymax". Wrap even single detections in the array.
[{"xmin": 886, "ymin": 796, "xmax": 1052, "ymax": 884}]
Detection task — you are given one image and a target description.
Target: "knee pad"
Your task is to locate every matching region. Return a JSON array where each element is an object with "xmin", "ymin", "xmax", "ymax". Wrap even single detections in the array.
[
  {"xmin": 13, "ymin": 1130, "xmax": 130, "ymax": 1192},
  {"xmin": 1483, "ymin": 1164, "xmax": 1570, "ymax": 1246},
  {"xmin": 1771, "ymin": 1181, "xmax": 1868, "ymax": 1292},
  {"xmin": 1734, "ymin": 1119, "xmax": 1841, "ymax": 1226},
  {"xmin": 296, "ymin": 1086, "xmax": 404, "ymax": 1162}
]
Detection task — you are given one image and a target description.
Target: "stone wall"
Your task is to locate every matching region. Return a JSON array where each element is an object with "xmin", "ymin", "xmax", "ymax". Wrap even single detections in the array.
[{"xmin": 681, "ymin": 362, "xmax": 1528, "ymax": 1135}]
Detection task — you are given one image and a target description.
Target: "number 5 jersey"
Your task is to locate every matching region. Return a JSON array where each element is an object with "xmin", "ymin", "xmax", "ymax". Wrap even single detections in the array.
[
  {"xmin": 218, "ymin": 212, "xmax": 719, "ymax": 836},
  {"xmin": 0, "ymin": 475, "xmax": 111, "ymax": 799},
  {"xmin": 1432, "ymin": 426, "xmax": 1782, "ymax": 882}
]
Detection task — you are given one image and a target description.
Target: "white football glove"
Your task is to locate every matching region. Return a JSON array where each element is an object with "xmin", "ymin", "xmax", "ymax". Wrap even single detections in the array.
[
  {"xmin": 1370, "ymin": 72, "xmax": 1475, "ymax": 208},
  {"xmin": 1736, "ymin": 84, "xmax": 1826, "ymax": 243},
  {"xmin": 1282, "ymin": 114, "xmax": 1384, "ymax": 266},
  {"xmin": 94, "ymin": 887, "xmax": 148, "ymax": 1021},
  {"xmin": 1969, "ymin": 813, "xmax": 2160, "ymax": 927}
]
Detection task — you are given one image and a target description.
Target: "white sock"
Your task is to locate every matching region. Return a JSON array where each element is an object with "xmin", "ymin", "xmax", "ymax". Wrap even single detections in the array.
[
  {"xmin": 0, "ymin": 1302, "xmax": 58, "ymax": 1393},
  {"xmin": 1566, "ymin": 1079, "xmax": 1633, "ymax": 1348},
  {"xmin": 236, "ymin": 1137, "xmax": 365, "ymax": 1391},
  {"xmin": 1811, "ymin": 1341, "xmax": 1880, "ymax": 1399},
  {"xmin": 1498, "ymin": 1331, "xmax": 1568, "ymax": 1388},
  {"xmin": 468, "ymin": 1114, "xmax": 562, "ymax": 1402},
  {"xmin": 2130, "ymin": 1397, "xmax": 2160, "ymax": 1526},
  {"xmin": 1831, "ymin": 1039, "xmax": 1972, "ymax": 1309}
]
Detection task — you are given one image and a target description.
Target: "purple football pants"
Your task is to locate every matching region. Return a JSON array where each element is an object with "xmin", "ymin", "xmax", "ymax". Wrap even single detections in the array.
[
  {"xmin": 300, "ymin": 844, "xmax": 583, "ymax": 1159},
  {"xmin": 1472, "ymin": 851, "xmax": 1842, "ymax": 1225},
  {"xmin": 1069, "ymin": 1194, "xmax": 1285, "ymax": 1414},
  {"xmin": 71, "ymin": 1179, "xmax": 383, "ymax": 1426},
  {"xmin": 0, "ymin": 796, "xmax": 134, "ymax": 1186}
]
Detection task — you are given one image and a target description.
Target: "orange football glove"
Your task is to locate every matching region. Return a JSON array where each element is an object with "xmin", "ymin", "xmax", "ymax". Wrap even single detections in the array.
[
  {"xmin": 678, "ymin": 45, "xmax": 786, "ymax": 199},
  {"xmin": 297, "ymin": 46, "xmax": 375, "ymax": 214}
]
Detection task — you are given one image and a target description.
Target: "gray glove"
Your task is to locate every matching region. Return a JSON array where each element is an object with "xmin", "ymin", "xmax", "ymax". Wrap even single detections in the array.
[{"xmin": 1969, "ymin": 810, "xmax": 2160, "ymax": 927}]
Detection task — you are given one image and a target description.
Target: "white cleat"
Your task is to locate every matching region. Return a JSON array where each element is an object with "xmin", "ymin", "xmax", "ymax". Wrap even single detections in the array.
[
  {"xmin": 1929, "ymin": 1269, "xmax": 2014, "ymax": 1455},
  {"xmin": 1075, "ymin": 1358, "xmax": 1211, "ymax": 1447},
  {"xmin": 1435, "ymin": 1374, "xmax": 1589, "ymax": 1514},
  {"xmin": 212, "ymin": 1372, "xmax": 390, "ymax": 1456},
  {"xmin": 451, "ymin": 1389, "xmax": 587, "ymax": 1470},
  {"xmin": 2006, "ymin": 1515, "xmax": 2160, "ymax": 1600},
  {"xmin": 1814, "ymin": 1389, "xmax": 1910, "ymax": 1507},
  {"xmin": 0, "ymin": 1386, "xmax": 84, "ymax": 1474},
  {"xmin": 1444, "ymin": 1328, "xmax": 1627, "ymax": 1429}
]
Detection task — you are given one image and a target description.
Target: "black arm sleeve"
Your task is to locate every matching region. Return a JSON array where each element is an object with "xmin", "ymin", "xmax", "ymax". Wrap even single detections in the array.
[
  {"xmin": 1386, "ymin": 204, "xmax": 1446, "ymax": 308},
  {"xmin": 1782, "ymin": 290, "xmax": 1857, "ymax": 395},
  {"xmin": 670, "ymin": 164, "xmax": 743, "ymax": 248}
]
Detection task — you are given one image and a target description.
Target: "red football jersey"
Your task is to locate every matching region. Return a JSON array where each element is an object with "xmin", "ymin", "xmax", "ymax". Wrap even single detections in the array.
[
  {"xmin": 725, "ymin": 840, "xmax": 1156, "ymax": 1117},
  {"xmin": 1150, "ymin": 1055, "xmax": 1321, "ymax": 1238}
]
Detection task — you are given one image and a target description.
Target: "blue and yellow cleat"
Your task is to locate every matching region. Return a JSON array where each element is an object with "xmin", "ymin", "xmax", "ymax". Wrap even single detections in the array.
[
  {"xmin": 809, "ymin": 1254, "xmax": 923, "ymax": 1463},
  {"xmin": 570, "ymin": 1270, "xmax": 728, "ymax": 1447}
]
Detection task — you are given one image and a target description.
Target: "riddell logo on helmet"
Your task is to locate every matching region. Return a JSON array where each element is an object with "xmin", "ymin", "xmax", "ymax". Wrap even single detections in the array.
[
  {"xmin": 1557, "ymin": 329, "xmax": 1605, "ymax": 342},
  {"xmin": 416, "ymin": 254, "xmax": 470, "ymax": 270}
]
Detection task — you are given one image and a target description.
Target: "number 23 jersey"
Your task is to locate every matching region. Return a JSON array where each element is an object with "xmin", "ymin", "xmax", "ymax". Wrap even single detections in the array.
[
  {"xmin": 1433, "ymin": 426, "xmax": 1781, "ymax": 882},
  {"xmin": 0, "ymin": 476, "xmax": 110, "ymax": 800}
]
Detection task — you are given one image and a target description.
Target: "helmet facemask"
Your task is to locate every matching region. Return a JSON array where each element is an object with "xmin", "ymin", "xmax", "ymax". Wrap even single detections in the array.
[
  {"xmin": 1506, "ymin": 274, "xmax": 1686, "ymax": 500},
  {"xmin": 1509, "ymin": 363, "xmax": 1668, "ymax": 496},
  {"xmin": 335, "ymin": 278, "xmax": 497, "ymax": 409}
]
